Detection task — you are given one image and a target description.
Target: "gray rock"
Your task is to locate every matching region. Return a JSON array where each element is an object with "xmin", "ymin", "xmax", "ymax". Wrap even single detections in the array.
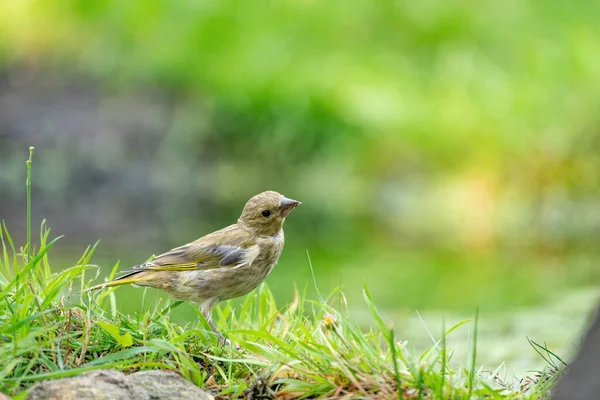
[
  {"xmin": 26, "ymin": 370, "xmax": 213, "ymax": 400},
  {"xmin": 552, "ymin": 306, "xmax": 600, "ymax": 400},
  {"xmin": 128, "ymin": 370, "xmax": 214, "ymax": 400}
]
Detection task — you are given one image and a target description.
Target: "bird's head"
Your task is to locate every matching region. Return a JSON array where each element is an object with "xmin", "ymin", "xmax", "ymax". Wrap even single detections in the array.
[{"xmin": 238, "ymin": 191, "xmax": 301, "ymax": 236}]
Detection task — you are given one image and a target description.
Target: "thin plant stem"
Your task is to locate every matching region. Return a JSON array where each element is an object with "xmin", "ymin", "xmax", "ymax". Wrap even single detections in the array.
[
  {"xmin": 26, "ymin": 146, "xmax": 34, "ymax": 261},
  {"xmin": 467, "ymin": 306, "xmax": 480, "ymax": 399}
]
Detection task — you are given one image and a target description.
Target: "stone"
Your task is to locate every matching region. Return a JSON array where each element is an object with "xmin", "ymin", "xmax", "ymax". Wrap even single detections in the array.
[
  {"xmin": 552, "ymin": 305, "xmax": 600, "ymax": 399},
  {"xmin": 26, "ymin": 369, "xmax": 213, "ymax": 400},
  {"xmin": 127, "ymin": 370, "xmax": 214, "ymax": 400}
]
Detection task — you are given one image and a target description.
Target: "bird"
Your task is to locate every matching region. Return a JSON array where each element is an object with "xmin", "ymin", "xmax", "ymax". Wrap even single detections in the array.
[{"xmin": 85, "ymin": 191, "xmax": 301, "ymax": 342}]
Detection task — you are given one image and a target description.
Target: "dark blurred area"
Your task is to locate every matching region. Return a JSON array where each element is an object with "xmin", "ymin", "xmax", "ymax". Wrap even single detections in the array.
[{"xmin": 0, "ymin": 0, "xmax": 599, "ymax": 340}]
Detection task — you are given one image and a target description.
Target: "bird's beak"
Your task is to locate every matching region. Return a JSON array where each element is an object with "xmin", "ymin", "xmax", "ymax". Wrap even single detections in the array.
[{"xmin": 279, "ymin": 196, "xmax": 301, "ymax": 217}]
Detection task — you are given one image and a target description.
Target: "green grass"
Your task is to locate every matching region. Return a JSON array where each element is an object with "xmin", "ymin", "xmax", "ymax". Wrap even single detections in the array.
[{"xmin": 0, "ymin": 152, "xmax": 565, "ymax": 399}]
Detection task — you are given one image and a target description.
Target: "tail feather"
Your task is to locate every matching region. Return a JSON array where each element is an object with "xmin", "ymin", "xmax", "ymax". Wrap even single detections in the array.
[{"xmin": 82, "ymin": 270, "xmax": 152, "ymax": 293}]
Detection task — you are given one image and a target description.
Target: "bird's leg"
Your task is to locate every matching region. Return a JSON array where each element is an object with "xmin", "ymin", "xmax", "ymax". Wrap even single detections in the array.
[
  {"xmin": 208, "ymin": 320, "xmax": 228, "ymax": 346},
  {"xmin": 200, "ymin": 298, "xmax": 229, "ymax": 346}
]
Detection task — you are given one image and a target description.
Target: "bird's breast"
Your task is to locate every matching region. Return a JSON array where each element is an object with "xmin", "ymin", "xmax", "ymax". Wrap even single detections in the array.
[{"xmin": 254, "ymin": 230, "xmax": 285, "ymax": 272}]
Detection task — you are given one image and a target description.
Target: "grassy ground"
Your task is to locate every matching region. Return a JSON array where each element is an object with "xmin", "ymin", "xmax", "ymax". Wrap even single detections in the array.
[{"xmin": 0, "ymin": 151, "xmax": 565, "ymax": 399}]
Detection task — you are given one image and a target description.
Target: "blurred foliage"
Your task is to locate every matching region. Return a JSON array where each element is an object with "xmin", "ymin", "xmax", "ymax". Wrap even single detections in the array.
[{"xmin": 0, "ymin": 0, "xmax": 599, "ymax": 312}]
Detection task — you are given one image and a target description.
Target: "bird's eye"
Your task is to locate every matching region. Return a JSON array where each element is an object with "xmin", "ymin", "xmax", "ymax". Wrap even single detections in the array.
[{"xmin": 261, "ymin": 210, "xmax": 271, "ymax": 217}]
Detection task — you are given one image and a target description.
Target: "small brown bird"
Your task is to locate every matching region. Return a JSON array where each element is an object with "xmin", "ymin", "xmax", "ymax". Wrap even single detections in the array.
[{"xmin": 86, "ymin": 191, "xmax": 301, "ymax": 341}]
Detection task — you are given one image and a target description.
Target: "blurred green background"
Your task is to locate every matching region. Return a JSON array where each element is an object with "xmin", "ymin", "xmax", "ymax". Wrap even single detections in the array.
[{"xmin": 1, "ymin": 0, "xmax": 599, "ymax": 373}]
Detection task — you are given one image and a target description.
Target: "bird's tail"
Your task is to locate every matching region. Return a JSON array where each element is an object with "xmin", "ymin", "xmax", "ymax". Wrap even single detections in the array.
[{"xmin": 82, "ymin": 270, "xmax": 153, "ymax": 293}]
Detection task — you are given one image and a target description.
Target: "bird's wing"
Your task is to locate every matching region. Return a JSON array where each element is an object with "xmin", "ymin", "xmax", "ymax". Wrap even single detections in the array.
[{"xmin": 120, "ymin": 225, "xmax": 259, "ymax": 274}]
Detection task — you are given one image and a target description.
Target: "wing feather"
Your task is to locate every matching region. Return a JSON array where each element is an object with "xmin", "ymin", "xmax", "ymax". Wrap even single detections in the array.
[{"xmin": 119, "ymin": 224, "xmax": 258, "ymax": 275}]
